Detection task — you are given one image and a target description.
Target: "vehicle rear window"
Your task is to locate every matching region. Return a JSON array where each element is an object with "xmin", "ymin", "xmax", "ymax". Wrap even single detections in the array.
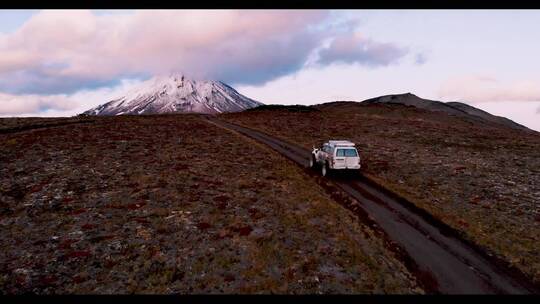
[{"xmin": 336, "ymin": 149, "xmax": 358, "ymax": 157}]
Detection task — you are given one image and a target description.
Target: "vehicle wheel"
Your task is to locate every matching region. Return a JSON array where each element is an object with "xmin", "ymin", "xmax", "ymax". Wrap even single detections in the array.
[
  {"xmin": 321, "ymin": 162, "xmax": 328, "ymax": 177},
  {"xmin": 309, "ymin": 155, "xmax": 318, "ymax": 169}
]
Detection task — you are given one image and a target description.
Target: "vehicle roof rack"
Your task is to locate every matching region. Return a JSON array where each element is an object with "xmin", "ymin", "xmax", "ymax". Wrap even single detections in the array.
[{"xmin": 328, "ymin": 140, "xmax": 355, "ymax": 147}]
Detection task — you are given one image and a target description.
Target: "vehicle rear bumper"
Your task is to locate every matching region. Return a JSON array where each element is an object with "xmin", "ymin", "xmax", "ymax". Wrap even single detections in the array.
[{"xmin": 332, "ymin": 165, "xmax": 361, "ymax": 170}]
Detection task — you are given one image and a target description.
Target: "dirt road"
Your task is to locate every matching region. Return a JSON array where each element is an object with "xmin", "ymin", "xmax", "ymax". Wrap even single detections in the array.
[{"xmin": 205, "ymin": 116, "xmax": 538, "ymax": 294}]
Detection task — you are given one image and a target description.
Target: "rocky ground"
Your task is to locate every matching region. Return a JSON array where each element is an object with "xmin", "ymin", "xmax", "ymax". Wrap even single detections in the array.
[
  {"xmin": 222, "ymin": 102, "xmax": 540, "ymax": 285},
  {"xmin": 0, "ymin": 114, "xmax": 422, "ymax": 294}
]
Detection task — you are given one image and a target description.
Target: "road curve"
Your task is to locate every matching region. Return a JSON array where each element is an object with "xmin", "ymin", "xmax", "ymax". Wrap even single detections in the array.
[{"xmin": 204, "ymin": 115, "xmax": 537, "ymax": 294}]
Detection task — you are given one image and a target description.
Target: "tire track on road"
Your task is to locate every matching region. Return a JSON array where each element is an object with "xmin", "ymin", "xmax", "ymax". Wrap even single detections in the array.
[{"xmin": 204, "ymin": 115, "xmax": 537, "ymax": 294}]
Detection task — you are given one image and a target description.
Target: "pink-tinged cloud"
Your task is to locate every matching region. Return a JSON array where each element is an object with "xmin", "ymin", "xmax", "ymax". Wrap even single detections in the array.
[
  {"xmin": 0, "ymin": 78, "xmax": 142, "ymax": 116},
  {"xmin": 0, "ymin": 93, "xmax": 76, "ymax": 115},
  {"xmin": 316, "ymin": 32, "xmax": 408, "ymax": 67},
  {"xmin": 0, "ymin": 10, "xmax": 410, "ymax": 95},
  {"xmin": 438, "ymin": 75, "xmax": 540, "ymax": 103},
  {"xmin": 0, "ymin": 10, "xmax": 328, "ymax": 94}
]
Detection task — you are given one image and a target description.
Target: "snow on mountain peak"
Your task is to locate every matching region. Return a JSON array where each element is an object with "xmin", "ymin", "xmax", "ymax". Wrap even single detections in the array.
[{"xmin": 83, "ymin": 74, "xmax": 263, "ymax": 116}]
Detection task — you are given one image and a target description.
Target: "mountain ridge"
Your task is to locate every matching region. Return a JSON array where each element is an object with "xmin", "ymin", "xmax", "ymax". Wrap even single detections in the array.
[{"xmin": 359, "ymin": 93, "xmax": 529, "ymax": 131}]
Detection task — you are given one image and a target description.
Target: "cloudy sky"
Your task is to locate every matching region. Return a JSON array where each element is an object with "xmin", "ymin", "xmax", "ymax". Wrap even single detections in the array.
[{"xmin": 1, "ymin": 9, "xmax": 540, "ymax": 131}]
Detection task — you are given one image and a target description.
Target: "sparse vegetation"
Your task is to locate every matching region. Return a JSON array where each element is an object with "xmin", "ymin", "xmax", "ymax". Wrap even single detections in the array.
[
  {"xmin": 222, "ymin": 102, "xmax": 540, "ymax": 284},
  {"xmin": 0, "ymin": 114, "xmax": 422, "ymax": 294}
]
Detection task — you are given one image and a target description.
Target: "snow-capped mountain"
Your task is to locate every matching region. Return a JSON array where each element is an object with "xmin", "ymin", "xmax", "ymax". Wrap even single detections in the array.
[{"xmin": 83, "ymin": 73, "xmax": 263, "ymax": 115}]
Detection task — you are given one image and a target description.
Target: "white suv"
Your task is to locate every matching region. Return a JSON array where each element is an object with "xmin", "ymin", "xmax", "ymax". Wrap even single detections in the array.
[{"xmin": 310, "ymin": 140, "xmax": 361, "ymax": 176}]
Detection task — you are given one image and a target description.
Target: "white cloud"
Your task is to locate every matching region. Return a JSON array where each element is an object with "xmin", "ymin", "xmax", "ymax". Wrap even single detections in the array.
[
  {"xmin": 0, "ymin": 78, "xmax": 142, "ymax": 117},
  {"xmin": 316, "ymin": 32, "xmax": 408, "ymax": 67},
  {"xmin": 0, "ymin": 93, "xmax": 75, "ymax": 116},
  {"xmin": 0, "ymin": 10, "xmax": 417, "ymax": 116},
  {"xmin": 0, "ymin": 10, "xmax": 329, "ymax": 94},
  {"xmin": 0, "ymin": 10, "xmax": 413, "ymax": 95},
  {"xmin": 68, "ymin": 78, "xmax": 142, "ymax": 111},
  {"xmin": 438, "ymin": 75, "xmax": 540, "ymax": 103}
]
